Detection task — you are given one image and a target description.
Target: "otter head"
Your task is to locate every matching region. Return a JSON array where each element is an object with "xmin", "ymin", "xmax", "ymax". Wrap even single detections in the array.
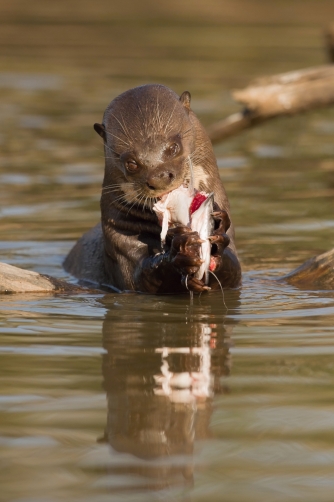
[{"xmin": 94, "ymin": 84, "xmax": 195, "ymax": 208}]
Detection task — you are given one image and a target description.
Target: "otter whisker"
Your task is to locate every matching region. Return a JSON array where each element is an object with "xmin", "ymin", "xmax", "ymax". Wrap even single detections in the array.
[
  {"xmin": 103, "ymin": 182, "xmax": 122, "ymax": 187},
  {"xmin": 110, "ymin": 113, "xmax": 132, "ymax": 146},
  {"xmin": 113, "ymin": 195, "xmax": 137, "ymax": 208},
  {"xmin": 119, "ymin": 112, "xmax": 132, "ymax": 141},
  {"xmin": 124, "ymin": 187, "xmax": 143, "ymax": 204},
  {"xmin": 126, "ymin": 192, "xmax": 144, "ymax": 215},
  {"xmin": 105, "ymin": 187, "xmax": 141, "ymax": 202},
  {"xmin": 125, "ymin": 195, "xmax": 138, "ymax": 208},
  {"xmin": 142, "ymin": 195, "xmax": 149, "ymax": 212},
  {"xmin": 135, "ymin": 103, "xmax": 146, "ymax": 140},
  {"xmin": 135, "ymin": 192, "xmax": 145, "ymax": 206},
  {"xmin": 102, "ymin": 189, "xmax": 123, "ymax": 195},
  {"xmin": 104, "ymin": 146, "xmax": 122, "ymax": 156},
  {"xmin": 103, "ymin": 128, "xmax": 130, "ymax": 148},
  {"xmin": 146, "ymin": 196, "xmax": 156, "ymax": 213},
  {"xmin": 181, "ymin": 127, "xmax": 193, "ymax": 139},
  {"xmin": 138, "ymin": 192, "xmax": 148, "ymax": 208},
  {"xmin": 155, "ymin": 95, "xmax": 163, "ymax": 133},
  {"xmin": 102, "ymin": 184, "xmax": 137, "ymax": 196},
  {"xmin": 103, "ymin": 144, "xmax": 121, "ymax": 157},
  {"xmin": 111, "ymin": 189, "xmax": 142, "ymax": 203},
  {"xmin": 136, "ymin": 102, "xmax": 145, "ymax": 123},
  {"xmin": 102, "ymin": 183, "xmax": 123, "ymax": 191},
  {"xmin": 102, "ymin": 189, "xmax": 129, "ymax": 197},
  {"xmin": 104, "ymin": 192, "xmax": 125, "ymax": 201},
  {"xmin": 164, "ymin": 101, "xmax": 178, "ymax": 135},
  {"xmin": 92, "ymin": 141, "xmax": 121, "ymax": 159},
  {"xmin": 140, "ymin": 194, "xmax": 149, "ymax": 210},
  {"xmin": 145, "ymin": 101, "xmax": 149, "ymax": 136}
]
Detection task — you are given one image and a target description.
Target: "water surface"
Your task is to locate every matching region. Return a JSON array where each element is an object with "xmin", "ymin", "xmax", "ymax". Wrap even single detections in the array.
[{"xmin": 1, "ymin": 2, "xmax": 334, "ymax": 501}]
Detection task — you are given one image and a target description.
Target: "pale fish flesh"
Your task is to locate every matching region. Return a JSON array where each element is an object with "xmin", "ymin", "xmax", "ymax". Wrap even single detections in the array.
[
  {"xmin": 152, "ymin": 185, "xmax": 194, "ymax": 243},
  {"xmin": 153, "ymin": 185, "xmax": 214, "ymax": 284},
  {"xmin": 191, "ymin": 192, "xmax": 214, "ymax": 284}
]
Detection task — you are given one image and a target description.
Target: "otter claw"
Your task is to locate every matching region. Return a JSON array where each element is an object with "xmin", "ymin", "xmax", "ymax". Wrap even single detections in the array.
[
  {"xmin": 209, "ymin": 234, "xmax": 230, "ymax": 245},
  {"xmin": 165, "ymin": 225, "xmax": 193, "ymax": 247},
  {"xmin": 182, "ymin": 275, "xmax": 211, "ymax": 293},
  {"xmin": 211, "ymin": 209, "xmax": 231, "ymax": 233}
]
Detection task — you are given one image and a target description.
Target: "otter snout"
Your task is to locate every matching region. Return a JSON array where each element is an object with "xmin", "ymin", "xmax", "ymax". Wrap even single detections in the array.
[{"xmin": 146, "ymin": 167, "xmax": 176, "ymax": 191}]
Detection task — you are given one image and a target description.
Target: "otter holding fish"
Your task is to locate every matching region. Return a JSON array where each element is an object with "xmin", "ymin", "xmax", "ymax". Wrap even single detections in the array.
[{"xmin": 64, "ymin": 84, "xmax": 242, "ymax": 293}]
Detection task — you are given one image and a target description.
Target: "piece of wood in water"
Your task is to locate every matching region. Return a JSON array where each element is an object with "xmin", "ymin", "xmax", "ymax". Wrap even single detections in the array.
[
  {"xmin": 0, "ymin": 261, "xmax": 82, "ymax": 294},
  {"xmin": 281, "ymin": 248, "xmax": 334, "ymax": 290},
  {"xmin": 208, "ymin": 65, "xmax": 334, "ymax": 144}
]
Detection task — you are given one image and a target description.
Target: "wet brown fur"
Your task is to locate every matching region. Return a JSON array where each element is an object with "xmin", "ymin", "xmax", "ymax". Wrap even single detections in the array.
[{"xmin": 64, "ymin": 84, "xmax": 241, "ymax": 293}]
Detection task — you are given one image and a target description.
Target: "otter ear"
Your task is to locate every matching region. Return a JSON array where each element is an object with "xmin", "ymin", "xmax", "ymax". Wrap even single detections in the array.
[
  {"xmin": 94, "ymin": 123, "xmax": 106, "ymax": 140},
  {"xmin": 179, "ymin": 91, "xmax": 191, "ymax": 111}
]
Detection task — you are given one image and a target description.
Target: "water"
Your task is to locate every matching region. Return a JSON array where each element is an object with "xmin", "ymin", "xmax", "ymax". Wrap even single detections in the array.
[{"xmin": 1, "ymin": 1, "xmax": 334, "ymax": 501}]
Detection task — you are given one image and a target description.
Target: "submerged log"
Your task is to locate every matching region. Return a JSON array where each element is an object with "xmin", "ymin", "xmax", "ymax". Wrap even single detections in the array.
[
  {"xmin": 282, "ymin": 248, "xmax": 334, "ymax": 290},
  {"xmin": 0, "ymin": 262, "xmax": 84, "ymax": 294},
  {"xmin": 208, "ymin": 65, "xmax": 334, "ymax": 144}
]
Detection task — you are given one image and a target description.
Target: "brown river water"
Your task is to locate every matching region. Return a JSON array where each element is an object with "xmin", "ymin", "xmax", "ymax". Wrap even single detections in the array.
[{"xmin": 1, "ymin": 1, "xmax": 334, "ymax": 501}]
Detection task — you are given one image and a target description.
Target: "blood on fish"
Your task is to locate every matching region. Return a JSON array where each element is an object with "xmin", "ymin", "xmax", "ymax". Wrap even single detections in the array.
[
  {"xmin": 190, "ymin": 193, "xmax": 207, "ymax": 215},
  {"xmin": 209, "ymin": 256, "xmax": 217, "ymax": 272}
]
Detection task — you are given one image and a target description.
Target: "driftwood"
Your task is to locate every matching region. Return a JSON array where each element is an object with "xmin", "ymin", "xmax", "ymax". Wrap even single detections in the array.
[
  {"xmin": 207, "ymin": 65, "xmax": 334, "ymax": 144},
  {"xmin": 282, "ymin": 249, "xmax": 334, "ymax": 290},
  {"xmin": 0, "ymin": 262, "xmax": 84, "ymax": 294}
]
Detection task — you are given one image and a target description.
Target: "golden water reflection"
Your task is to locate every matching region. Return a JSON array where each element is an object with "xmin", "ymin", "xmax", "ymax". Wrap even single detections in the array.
[
  {"xmin": 1, "ymin": 285, "xmax": 334, "ymax": 501},
  {"xmin": 99, "ymin": 294, "xmax": 237, "ymax": 491}
]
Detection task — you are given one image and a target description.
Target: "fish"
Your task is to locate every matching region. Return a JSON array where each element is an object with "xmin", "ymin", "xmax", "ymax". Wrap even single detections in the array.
[
  {"xmin": 153, "ymin": 185, "xmax": 214, "ymax": 284},
  {"xmin": 152, "ymin": 184, "xmax": 193, "ymax": 244},
  {"xmin": 191, "ymin": 191, "xmax": 214, "ymax": 284}
]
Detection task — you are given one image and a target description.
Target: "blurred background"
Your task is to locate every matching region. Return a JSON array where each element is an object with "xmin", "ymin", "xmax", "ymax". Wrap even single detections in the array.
[{"xmin": 0, "ymin": 0, "xmax": 333, "ymax": 273}]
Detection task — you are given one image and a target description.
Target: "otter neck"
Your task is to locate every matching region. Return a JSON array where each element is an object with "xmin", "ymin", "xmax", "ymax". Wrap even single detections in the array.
[{"xmin": 101, "ymin": 191, "xmax": 161, "ymax": 236}]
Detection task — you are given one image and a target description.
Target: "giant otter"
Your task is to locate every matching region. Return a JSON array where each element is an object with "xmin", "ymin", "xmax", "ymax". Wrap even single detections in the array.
[{"xmin": 64, "ymin": 84, "xmax": 242, "ymax": 293}]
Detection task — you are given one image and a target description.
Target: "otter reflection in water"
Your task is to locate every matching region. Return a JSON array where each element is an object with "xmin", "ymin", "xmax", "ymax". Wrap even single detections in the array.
[{"xmin": 100, "ymin": 293, "xmax": 239, "ymax": 491}]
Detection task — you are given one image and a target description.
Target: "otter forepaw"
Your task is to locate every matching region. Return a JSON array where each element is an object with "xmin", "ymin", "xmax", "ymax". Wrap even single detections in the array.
[
  {"xmin": 209, "ymin": 208, "xmax": 231, "ymax": 272},
  {"xmin": 211, "ymin": 207, "xmax": 231, "ymax": 233},
  {"xmin": 169, "ymin": 230, "xmax": 204, "ymax": 276},
  {"xmin": 210, "ymin": 210, "xmax": 230, "ymax": 249},
  {"xmin": 164, "ymin": 227, "xmax": 211, "ymax": 292},
  {"xmin": 165, "ymin": 225, "xmax": 192, "ymax": 248}
]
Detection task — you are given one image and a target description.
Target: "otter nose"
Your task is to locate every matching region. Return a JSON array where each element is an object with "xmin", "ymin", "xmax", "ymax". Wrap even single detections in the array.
[{"xmin": 146, "ymin": 170, "xmax": 175, "ymax": 191}]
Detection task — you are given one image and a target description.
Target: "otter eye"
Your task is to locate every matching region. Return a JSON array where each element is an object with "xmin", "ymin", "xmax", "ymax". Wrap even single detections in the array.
[
  {"xmin": 168, "ymin": 143, "xmax": 180, "ymax": 157},
  {"xmin": 125, "ymin": 159, "xmax": 139, "ymax": 173}
]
